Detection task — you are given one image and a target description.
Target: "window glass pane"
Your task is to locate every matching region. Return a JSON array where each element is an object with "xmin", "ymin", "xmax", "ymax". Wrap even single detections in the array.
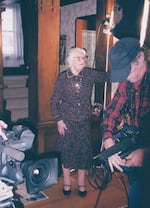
[
  {"xmin": 2, "ymin": 32, "xmax": 14, "ymax": 55},
  {"xmin": 1, "ymin": 4, "xmax": 24, "ymax": 67},
  {"xmin": 2, "ymin": 8, "xmax": 14, "ymax": 31},
  {"xmin": 2, "ymin": 8, "xmax": 14, "ymax": 56}
]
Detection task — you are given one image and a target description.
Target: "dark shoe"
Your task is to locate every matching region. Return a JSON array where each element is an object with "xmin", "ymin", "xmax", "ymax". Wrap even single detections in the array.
[
  {"xmin": 62, "ymin": 185, "xmax": 71, "ymax": 196},
  {"xmin": 78, "ymin": 190, "xmax": 87, "ymax": 197},
  {"xmin": 78, "ymin": 185, "xmax": 87, "ymax": 197}
]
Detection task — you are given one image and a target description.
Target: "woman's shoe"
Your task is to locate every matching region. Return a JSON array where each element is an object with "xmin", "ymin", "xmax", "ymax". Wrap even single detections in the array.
[
  {"xmin": 78, "ymin": 185, "xmax": 87, "ymax": 197},
  {"xmin": 62, "ymin": 185, "xmax": 71, "ymax": 196}
]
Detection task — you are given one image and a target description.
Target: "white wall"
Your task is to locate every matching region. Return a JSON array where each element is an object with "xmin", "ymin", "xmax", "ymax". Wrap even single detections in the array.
[{"xmin": 60, "ymin": 0, "xmax": 97, "ymax": 71}]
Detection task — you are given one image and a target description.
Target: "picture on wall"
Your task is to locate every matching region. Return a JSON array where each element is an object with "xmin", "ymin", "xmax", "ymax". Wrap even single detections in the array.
[{"xmin": 59, "ymin": 35, "xmax": 67, "ymax": 65}]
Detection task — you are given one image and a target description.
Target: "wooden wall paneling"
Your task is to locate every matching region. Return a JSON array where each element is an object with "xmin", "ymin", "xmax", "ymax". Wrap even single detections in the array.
[
  {"xmin": 37, "ymin": 0, "xmax": 60, "ymax": 153},
  {"xmin": 38, "ymin": 0, "xmax": 60, "ymax": 122},
  {"xmin": 25, "ymin": 0, "xmax": 60, "ymax": 154},
  {"xmin": 95, "ymin": 0, "xmax": 113, "ymax": 105},
  {"xmin": 38, "ymin": 122, "xmax": 59, "ymax": 152},
  {"xmin": 75, "ymin": 18, "xmax": 88, "ymax": 47}
]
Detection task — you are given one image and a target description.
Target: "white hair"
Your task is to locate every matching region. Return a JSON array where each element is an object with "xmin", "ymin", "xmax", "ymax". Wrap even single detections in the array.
[{"xmin": 67, "ymin": 47, "xmax": 86, "ymax": 66}]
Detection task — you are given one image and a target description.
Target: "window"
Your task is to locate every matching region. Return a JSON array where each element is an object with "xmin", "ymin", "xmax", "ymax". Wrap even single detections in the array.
[{"xmin": 2, "ymin": 3, "xmax": 24, "ymax": 67}]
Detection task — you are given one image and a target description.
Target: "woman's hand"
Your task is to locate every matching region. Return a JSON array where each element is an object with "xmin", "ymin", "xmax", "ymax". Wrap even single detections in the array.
[{"xmin": 57, "ymin": 120, "xmax": 67, "ymax": 136}]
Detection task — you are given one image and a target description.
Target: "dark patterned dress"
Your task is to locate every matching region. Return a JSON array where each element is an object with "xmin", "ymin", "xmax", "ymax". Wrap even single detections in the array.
[{"xmin": 50, "ymin": 67, "xmax": 108, "ymax": 170}]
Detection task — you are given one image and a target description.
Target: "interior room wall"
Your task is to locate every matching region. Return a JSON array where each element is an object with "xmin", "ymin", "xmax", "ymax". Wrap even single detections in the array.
[{"xmin": 60, "ymin": 0, "xmax": 96, "ymax": 71}]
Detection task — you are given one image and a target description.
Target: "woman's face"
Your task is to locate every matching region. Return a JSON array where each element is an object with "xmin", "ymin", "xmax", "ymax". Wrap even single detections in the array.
[{"xmin": 69, "ymin": 51, "xmax": 86, "ymax": 75}]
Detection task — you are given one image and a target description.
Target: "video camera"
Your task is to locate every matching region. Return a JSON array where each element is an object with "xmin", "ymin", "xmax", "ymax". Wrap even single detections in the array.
[
  {"xmin": 0, "ymin": 124, "xmax": 35, "ymax": 184},
  {"xmin": 89, "ymin": 124, "xmax": 140, "ymax": 190},
  {"xmin": 93, "ymin": 124, "xmax": 140, "ymax": 161},
  {"xmin": 0, "ymin": 119, "xmax": 59, "ymax": 207},
  {"xmin": 0, "ymin": 121, "xmax": 35, "ymax": 207}
]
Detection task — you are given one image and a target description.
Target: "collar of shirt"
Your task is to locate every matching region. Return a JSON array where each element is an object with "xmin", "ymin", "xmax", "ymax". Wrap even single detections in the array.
[
  {"xmin": 126, "ymin": 71, "xmax": 148, "ymax": 91},
  {"xmin": 66, "ymin": 68, "xmax": 84, "ymax": 78}
]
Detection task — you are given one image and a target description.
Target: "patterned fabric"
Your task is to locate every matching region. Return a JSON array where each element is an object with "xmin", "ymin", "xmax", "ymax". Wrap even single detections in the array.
[
  {"xmin": 57, "ymin": 119, "xmax": 92, "ymax": 169},
  {"xmin": 102, "ymin": 69, "xmax": 150, "ymax": 142},
  {"xmin": 50, "ymin": 67, "xmax": 108, "ymax": 169},
  {"xmin": 50, "ymin": 67, "xmax": 108, "ymax": 122}
]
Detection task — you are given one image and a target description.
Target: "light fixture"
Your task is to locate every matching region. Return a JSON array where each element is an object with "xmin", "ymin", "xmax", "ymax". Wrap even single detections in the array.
[
  {"xmin": 103, "ymin": 11, "xmax": 114, "ymax": 109},
  {"xmin": 140, "ymin": 0, "xmax": 150, "ymax": 47}
]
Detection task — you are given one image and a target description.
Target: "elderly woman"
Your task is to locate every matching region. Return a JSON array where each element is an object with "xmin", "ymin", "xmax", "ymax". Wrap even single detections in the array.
[{"xmin": 50, "ymin": 47, "xmax": 109, "ymax": 197}]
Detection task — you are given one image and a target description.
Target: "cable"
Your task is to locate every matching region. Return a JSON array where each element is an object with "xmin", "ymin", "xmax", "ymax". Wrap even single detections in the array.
[
  {"xmin": 87, "ymin": 159, "xmax": 112, "ymax": 208},
  {"xmin": 88, "ymin": 158, "xmax": 130, "ymax": 208},
  {"xmin": 94, "ymin": 189, "xmax": 102, "ymax": 208}
]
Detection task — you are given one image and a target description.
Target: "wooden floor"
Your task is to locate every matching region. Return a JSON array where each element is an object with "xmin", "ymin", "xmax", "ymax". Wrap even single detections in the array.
[{"xmin": 25, "ymin": 171, "xmax": 129, "ymax": 208}]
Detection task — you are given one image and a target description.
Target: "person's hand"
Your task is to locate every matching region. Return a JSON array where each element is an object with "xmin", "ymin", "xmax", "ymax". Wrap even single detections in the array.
[
  {"xmin": 108, "ymin": 153, "xmax": 126, "ymax": 172},
  {"xmin": 0, "ymin": 120, "xmax": 8, "ymax": 141},
  {"xmin": 124, "ymin": 148, "xmax": 145, "ymax": 167},
  {"xmin": 103, "ymin": 138, "xmax": 126, "ymax": 172},
  {"xmin": 57, "ymin": 120, "xmax": 67, "ymax": 136},
  {"xmin": 0, "ymin": 120, "xmax": 7, "ymax": 128}
]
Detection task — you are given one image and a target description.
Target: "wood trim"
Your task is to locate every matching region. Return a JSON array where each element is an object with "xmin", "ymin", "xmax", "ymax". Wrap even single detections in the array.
[
  {"xmin": 38, "ymin": 0, "xmax": 60, "ymax": 122},
  {"xmin": 95, "ymin": 0, "xmax": 113, "ymax": 105},
  {"xmin": 75, "ymin": 19, "xmax": 88, "ymax": 47}
]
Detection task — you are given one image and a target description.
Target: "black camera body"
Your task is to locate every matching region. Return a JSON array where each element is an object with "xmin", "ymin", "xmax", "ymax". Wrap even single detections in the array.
[
  {"xmin": 91, "ymin": 124, "xmax": 140, "ymax": 190},
  {"xmin": 93, "ymin": 124, "xmax": 140, "ymax": 162}
]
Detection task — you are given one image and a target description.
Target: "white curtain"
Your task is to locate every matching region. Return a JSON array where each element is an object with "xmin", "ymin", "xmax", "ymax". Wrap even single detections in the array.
[{"xmin": 2, "ymin": 3, "xmax": 24, "ymax": 67}]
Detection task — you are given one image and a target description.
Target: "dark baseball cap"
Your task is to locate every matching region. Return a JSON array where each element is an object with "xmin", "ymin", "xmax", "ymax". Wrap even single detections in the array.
[{"xmin": 109, "ymin": 37, "xmax": 141, "ymax": 82}]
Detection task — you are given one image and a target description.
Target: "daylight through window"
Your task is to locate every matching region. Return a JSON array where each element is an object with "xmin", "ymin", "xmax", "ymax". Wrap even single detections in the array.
[{"xmin": 2, "ymin": 3, "xmax": 24, "ymax": 67}]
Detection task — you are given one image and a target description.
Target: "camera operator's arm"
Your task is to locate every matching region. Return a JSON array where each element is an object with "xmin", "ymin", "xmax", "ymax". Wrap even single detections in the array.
[
  {"xmin": 125, "ymin": 147, "xmax": 150, "ymax": 167},
  {"xmin": 0, "ymin": 120, "xmax": 8, "ymax": 141},
  {"xmin": 101, "ymin": 82, "xmax": 129, "ymax": 172}
]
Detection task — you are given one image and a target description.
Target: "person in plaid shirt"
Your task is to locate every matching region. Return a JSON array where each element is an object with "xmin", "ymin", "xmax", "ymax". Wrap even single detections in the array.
[{"xmin": 101, "ymin": 37, "xmax": 150, "ymax": 208}]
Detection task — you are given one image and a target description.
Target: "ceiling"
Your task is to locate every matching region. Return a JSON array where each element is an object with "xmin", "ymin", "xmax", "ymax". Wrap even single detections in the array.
[{"xmin": 0, "ymin": 0, "xmax": 86, "ymax": 7}]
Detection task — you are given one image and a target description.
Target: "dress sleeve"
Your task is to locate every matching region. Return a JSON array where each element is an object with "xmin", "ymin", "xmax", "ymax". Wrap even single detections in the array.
[
  {"xmin": 50, "ymin": 75, "xmax": 63, "ymax": 122},
  {"xmin": 88, "ymin": 68, "xmax": 110, "ymax": 83}
]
